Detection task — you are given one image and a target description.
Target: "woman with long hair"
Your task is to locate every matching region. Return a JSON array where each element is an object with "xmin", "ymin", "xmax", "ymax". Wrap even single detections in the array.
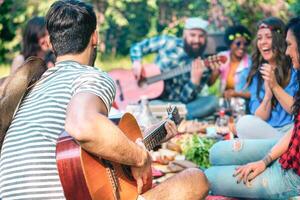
[
  {"xmin": 11, "ymin": 16, "xmax": 53, "ymax": 73},
  {"xmin": 236, "ymin": 17, "xmax": 298, "ymax": 139},
  {"xmin": 205, "ymin": 16, "xmax": 300, "ymax": 199}
]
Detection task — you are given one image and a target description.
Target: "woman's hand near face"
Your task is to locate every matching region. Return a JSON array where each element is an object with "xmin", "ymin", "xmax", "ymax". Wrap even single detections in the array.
[
  {"xmin": 260, "ymin": 62, "xmax": 294, "ymax": 114},
  {"xmin": 263, "ymin": 80, "xmax": 273, "ymax": 99},
  {"xmin": 260, "ymin": 63, "xmax": 279, "ymax": 90}
]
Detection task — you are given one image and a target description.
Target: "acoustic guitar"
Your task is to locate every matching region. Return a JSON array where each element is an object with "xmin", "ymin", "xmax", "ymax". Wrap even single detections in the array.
[
  {"xmin": 109, "ymin": 55, "xmax": 227, "ymax": 110},
  {"xmin": 56, "ymin": 107, "xmax": 181, "ymax": 200}
]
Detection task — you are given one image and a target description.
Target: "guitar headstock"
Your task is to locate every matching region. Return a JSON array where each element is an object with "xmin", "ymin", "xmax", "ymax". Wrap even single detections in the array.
[
  {"xmin": 166, "ymin": 106, "xmax": 182, "ymax": 125},
  {"xmin": 204, "ymin": 55, "xmax": 227, "ymax": 67}
]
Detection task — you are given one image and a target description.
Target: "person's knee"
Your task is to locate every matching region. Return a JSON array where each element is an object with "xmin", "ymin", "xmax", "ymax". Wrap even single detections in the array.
[
  {"xmin": 204, "ymin": 167, "xmax": 214, "ymax": 184},
  {"xmin": 206, "ymin": 96, "xmax": 218, "ymax": 111},
  {"xmin": 209, "ymin": 141, "xmax": 227, "ymax": 165},
  {"xmin": 181, "ymin": 168, "xmax": 209, "ymax": 197},
  {"xmin": 236, "ymin": 115, "xmax": 255, "ymax": 137},
  {"xmin": 236, "ymin": 115, "xmax": 255, "ymax": 130}
]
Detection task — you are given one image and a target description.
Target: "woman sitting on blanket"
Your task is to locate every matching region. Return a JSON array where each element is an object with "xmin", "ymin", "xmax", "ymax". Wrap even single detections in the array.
[
  {"xmin": 205, "ymin": 16, "xmax": 300, "ymax": 199},
  {"xmin": 236, "ymin": 17, "xmax": 298, "ymax": 139}
]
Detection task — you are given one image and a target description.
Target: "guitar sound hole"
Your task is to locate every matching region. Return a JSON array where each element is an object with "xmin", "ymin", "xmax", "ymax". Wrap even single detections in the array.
[
  {"xmin": 121, "ymin": 165, "xmax": 134, "ymax": 181},
  {"xmin": 137, "ymin": 79, "xmax": 146, "ymax": 88}
]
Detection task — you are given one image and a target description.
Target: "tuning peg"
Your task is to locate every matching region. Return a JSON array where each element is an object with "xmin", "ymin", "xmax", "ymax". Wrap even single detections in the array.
[{"xmin": 166, "ymin": 103, "xmax": 172, "ymax": 113}]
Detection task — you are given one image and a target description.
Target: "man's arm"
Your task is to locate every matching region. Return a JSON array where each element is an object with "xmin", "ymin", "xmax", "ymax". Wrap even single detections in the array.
[
  {"xmin": 272, "ymin": 85, "xmax": 294, "ymax": 114},
  {"xmin": 130, "ymin": 35, "xmax": 169, "ymax": 62},
  {"xmin": 178, "ymin": 59, "xmax": 208, "ymax": 103},
  {"xmin": 65, "ymin": 92, "xmax": 148, "ymax": 167},
  {"xmin": 130, "ymin": 36, "xmax": 169, "ymax": 79},
  {"xmin": 254, "ymin": 82, "xmax": 273, "ymax": 120}
]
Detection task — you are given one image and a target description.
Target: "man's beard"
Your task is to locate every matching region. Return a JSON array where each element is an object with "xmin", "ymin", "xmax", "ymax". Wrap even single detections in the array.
[{"xmin": 183, "ymin": 39, "xmax": 206, "ymax": 58}]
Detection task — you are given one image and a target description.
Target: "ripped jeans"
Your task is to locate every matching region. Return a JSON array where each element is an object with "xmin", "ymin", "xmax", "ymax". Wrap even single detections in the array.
[{"xmin": 205, "ymin": 139, "xmax": 300, "ymax": 199}]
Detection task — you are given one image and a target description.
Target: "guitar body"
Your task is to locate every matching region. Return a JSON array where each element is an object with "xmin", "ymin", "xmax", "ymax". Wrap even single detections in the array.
[
  {"xmin": 109, "ymin": 64, "xmax": 164, "ymax": 110},
  {"xmin": 56, "ymin": 113, "xmax": 152, "ymax": 200},
  {"xmin": 109, "ymin": 56, "xmax": 227, "ymax": 110}
]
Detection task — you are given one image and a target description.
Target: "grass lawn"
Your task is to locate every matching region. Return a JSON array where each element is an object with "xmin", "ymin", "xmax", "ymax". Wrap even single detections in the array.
[
  {"xmin": 0, "ymin": 54, "xmax": 155, "ymax": 77},
  {"xmin": 96, "ymin": 54, "xmax": 155, "ymax": 72}
]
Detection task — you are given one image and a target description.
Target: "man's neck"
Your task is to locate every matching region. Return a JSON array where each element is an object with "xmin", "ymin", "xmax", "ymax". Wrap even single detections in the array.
[{"xmin": 56, "ymin": 53, "xmax": 90, "ymax": 66}]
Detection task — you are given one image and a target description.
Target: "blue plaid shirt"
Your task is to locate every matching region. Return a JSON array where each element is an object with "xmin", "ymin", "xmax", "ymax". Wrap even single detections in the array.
[{"xmin": 130, "ymin": 35, "xmax": 211, "ymax": 103}]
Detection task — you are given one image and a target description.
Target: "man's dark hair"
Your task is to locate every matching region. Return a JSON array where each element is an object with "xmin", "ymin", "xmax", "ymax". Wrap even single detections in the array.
[{"xmin": 46, "ymin": 0, "xmax": 96, "ymax": 56}]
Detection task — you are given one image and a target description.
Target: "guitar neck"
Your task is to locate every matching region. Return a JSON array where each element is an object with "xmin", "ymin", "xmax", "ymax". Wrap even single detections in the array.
[
  {"xmin": 145, "ymin": 66, "xmax": 191, "ymax": 85},
  {"xmin": 144, "ymin": 57, "xmax": 216, "ymax": 85},
  {"xmin": 143, "ymin": 121, "xmax": 167, "ymax": 151}
]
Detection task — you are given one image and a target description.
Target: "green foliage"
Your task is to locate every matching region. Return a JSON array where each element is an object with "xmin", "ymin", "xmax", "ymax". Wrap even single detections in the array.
[
  {"xmin": 288, "ymin": 0, "xmax": 300, "ymax": 16},
  {"xmin": 221, "ymin": 0, "xmax": 265, "ymax": 32},
  {"xmin": 0, "ymin": 0, "xmax": 26, "ymax": 63},
  {"xmin": 181, "ymin": 135, "xmax": 216, "ymax": 169},
  {"xmin": 0, "ymin": 0, "xmax": 54, "ymax": 63},
  {"xmin": 157, "ymin": 0, "xmax": 209, "ymax": 37},
  {"xmin": 100, "ymin": 0, "xmax": 154, "ymax": 56},
  {"xmin": 0, "ymin": 0, "xmax": 296, "ymax": 65},
  {"xmin": 0, "ymin": 63, "xmax": 10, "ymax": 77},
  {"xmin": 220, "ymin": 0, "xmax": 290, "ymax": 33}
]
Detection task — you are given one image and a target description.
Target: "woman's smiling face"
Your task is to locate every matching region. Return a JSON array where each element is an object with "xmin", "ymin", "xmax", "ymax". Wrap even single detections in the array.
[
  {"xmin": 286, "ymin": 29, "xmax": 300, "ymax": 69},
  {"xmin": 257, "ymin": 27, "xmax": 274, "ymax": 63}
]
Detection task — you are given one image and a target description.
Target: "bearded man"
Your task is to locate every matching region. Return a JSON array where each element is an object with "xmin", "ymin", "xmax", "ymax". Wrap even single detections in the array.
[{"xmin": 130, "ymin": 17, "xmax": 219, "ymax": 119}]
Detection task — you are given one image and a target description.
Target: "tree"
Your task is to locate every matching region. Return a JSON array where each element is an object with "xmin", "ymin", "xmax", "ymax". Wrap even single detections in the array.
[
  {"xmin": 97, "ymin": 0, "xmax": 154, "ymax": 56},
  {"xmin": 288, "ymin": 0, "xmax": 300, "ymax": 16},
  {"xmin": 219, "ymin": 0, "xmax": 290, "ymax": 33},
  {"xmin": 0, "ymin": 0, "xmax": 54, "ymax": 63},
  {"xmin": 0, "ymin": 0, "xmax": 26, "ymax": 63},
  {"xmin": 157, "ymin": 0, "xmax": 209, "ymax": 36}
]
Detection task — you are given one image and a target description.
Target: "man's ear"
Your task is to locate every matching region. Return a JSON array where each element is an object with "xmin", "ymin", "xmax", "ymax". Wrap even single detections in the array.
[
  {"xmin": 46, "ymin": 35, "xmax": 53, "ymax": 51},
  {"xmin": 91, "ymin": 30, "xmax": 98, "ymax": 47}
]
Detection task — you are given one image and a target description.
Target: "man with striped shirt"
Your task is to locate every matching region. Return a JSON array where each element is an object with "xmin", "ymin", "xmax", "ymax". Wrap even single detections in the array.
[{"xmin": 0, "ymin": 1, "xmax": 209, "ymax": 200}]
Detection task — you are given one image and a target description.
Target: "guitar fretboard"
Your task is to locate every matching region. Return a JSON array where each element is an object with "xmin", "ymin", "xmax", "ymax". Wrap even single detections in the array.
[
  {"xmin": 142, "ymin": 106, "xmax": 180, "ymax": 151},
  {"xmin": 142, "ymin": 55, "xmax": 226, "ymax": 85},
  {"xmin": 145, "ymin": 66, "xmax": 191, "ymax": 84},
  {"xmin": 143, "ymin": 121, "xmax": 167, "ymax": 151}
]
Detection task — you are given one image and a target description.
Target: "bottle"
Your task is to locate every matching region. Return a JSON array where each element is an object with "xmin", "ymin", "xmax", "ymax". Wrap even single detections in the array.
[
  {"xmin": 219, "ymin": 97, "xmax": 231, "ymax": 116},
  {"xmin": 136, "ymin": 96, "xmax": 158, "ymax": 132},
  {"xmin": 232, "ymin": 97, "xmax": 246, "ymax": 122},
  {"xmin": 215, "ymin": 109, "xmax": 229, "ymax": 136}
]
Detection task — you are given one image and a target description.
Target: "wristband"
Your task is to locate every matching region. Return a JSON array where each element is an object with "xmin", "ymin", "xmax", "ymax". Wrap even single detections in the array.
[{"xmin": 262, "ymin": 154, "xmax": 273, "ymax": 167}]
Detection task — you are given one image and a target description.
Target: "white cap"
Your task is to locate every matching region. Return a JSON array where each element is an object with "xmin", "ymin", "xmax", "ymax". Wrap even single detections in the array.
[{"xmin": 184, "ymin": 17, "xmax": 209, "ymax": 30}]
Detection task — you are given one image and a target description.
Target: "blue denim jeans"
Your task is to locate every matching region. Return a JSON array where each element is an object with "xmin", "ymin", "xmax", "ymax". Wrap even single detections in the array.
[
  {"xmin": 205, "ymin": 139, "xmax": 300, "ymax": 199},
  {"xmin": 186, "ymin": 95, "xmax": 218, "ymax": 120},
  {"xmin": 236, "ymin": 115, "xmax": 294, "ymax": 139}
]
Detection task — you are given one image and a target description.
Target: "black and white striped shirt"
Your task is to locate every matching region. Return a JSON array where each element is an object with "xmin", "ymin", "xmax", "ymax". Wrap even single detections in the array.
[{"xmin": 0, "ymin": 61, "xmax": 115, "ymax": 199}]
